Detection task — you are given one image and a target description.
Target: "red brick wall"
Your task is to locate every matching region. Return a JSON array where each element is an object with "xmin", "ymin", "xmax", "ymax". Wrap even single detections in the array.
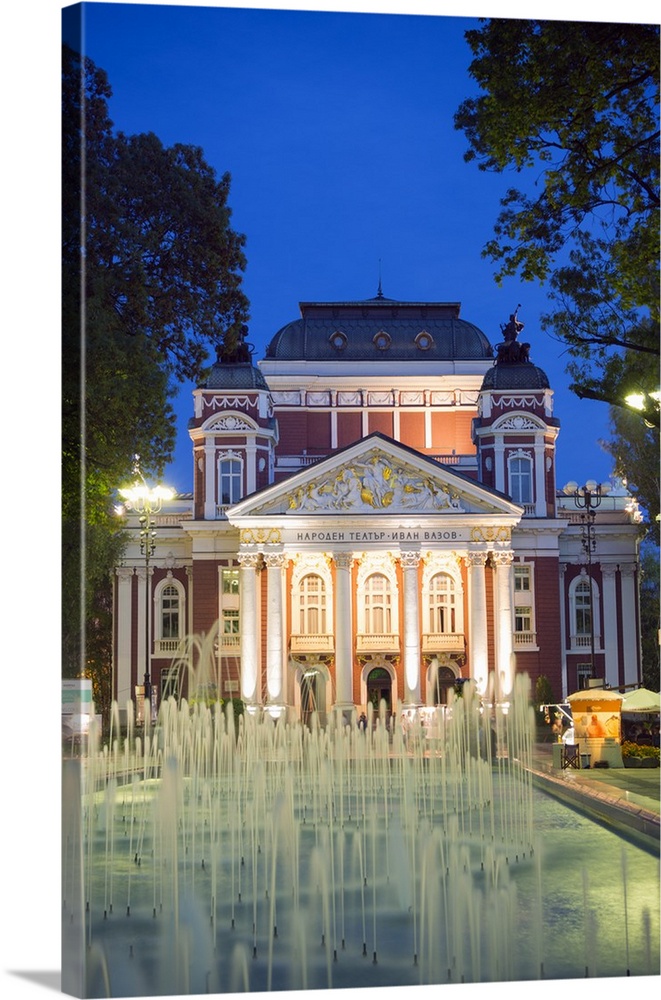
[
  {"xmin": 368, "ymin": 410, "xmax": 394, "ymax": 438},
  {"xmin": 399, "ymin": 410, "xmax": 425, "ymax": 449},
  {"xmin": 307, "ymin": 411, "xmax": 331, "ymax": 453},
  {"xmin": 431, "ymin": 411, "xmax": 477, "ymax": 453},
  {"xmin": 337, "ymin": 411, "xmax": 362, "ymax": 448},
  {"xmin": 531, "ymin": 556, "xmax": 563, "ymax": 698},
  {"xmin": 192, "ymin": 561, "xmax": 218, "ymax": 635},
  {"xmin": 277, "ymin": 411, "xmax": 307, "ymax": 455}
]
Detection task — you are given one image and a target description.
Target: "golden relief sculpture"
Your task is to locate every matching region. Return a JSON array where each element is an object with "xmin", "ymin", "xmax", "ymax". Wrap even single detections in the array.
[
  {"xmin": 287, "ymin": 451, "xmax": 464, "ymax": 513},
  {"xmin": 470, "ymin": 525, "xmax": 511, "ymax": 544},
  {"xmin": 240, "ymin": 527, "xmax": 282, "ymax": 545}
]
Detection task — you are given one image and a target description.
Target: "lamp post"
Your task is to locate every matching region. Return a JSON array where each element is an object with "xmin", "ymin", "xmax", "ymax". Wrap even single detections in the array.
[
  {"xmin": 119, "ymin": 457, "xmax": 174, "ymax": 726},
  {"xmin": 562, "ymin": 480, "xmax": 609, "ymax": 682}
]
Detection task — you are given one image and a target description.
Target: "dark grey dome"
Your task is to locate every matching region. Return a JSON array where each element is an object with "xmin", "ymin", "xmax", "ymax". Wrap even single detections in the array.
[
  {"xmin": 481, "ymin": 362, "xmax": 551, "ymax": 391},
  {"xmin": 264, "ymin": 297, "xmax": 493, "ymax": 362},
  {"xmin": 200, "ymin": 362, "xmax": 269, "ymax": 391}
]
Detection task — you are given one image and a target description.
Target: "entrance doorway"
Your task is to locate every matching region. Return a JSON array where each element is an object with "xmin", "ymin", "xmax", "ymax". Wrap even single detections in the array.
[
  {"xmin": 431, "ymin": 664, "xmax": 456, "ymax": 705},
  {"xmin": 300, "ymin": 668, "xmax": 327, "ymax": 727},
  {"xmin": 366, "ymin": 666, "xmax": 392, "ymax": 713}
]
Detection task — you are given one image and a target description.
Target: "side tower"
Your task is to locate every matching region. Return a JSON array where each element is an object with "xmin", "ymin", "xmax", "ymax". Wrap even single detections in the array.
[
  {"xmin": 188, "ymin": 339, "xmax": 278, "ymax": 519},
  {"xmin": 473, "ymin": 313, "xmax": 565, "ymax": 698},
  {"xmin": 473, "ymin": 311, "xmax": 560, "ymax": 515}
]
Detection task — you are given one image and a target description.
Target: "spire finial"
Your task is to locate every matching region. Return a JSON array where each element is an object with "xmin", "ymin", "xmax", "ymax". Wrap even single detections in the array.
[{"xmin": 376, "ymin": 259, "xmax": 384, "ymax": 299}]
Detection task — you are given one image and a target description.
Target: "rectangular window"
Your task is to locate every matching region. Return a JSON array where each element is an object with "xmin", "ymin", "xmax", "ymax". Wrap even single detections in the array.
[
  {"xmin": 514, "ymin": 566, "xmax": 531, "ymax": 592},
  {"xmin": 222, "ymin": 609, "xmax": 240, "ymax": 635},
  {"xmin": 514, "ymin": 606, "xmax": 532, "ymax": 632},
  {"xmin": 222, "ymin": 569, "xmax": 240, "ymax": 595},
  {"xmin": 219, "ymin": 458, "xmax": 242, "ymax": 505},
  {"xmin": 577, "ymin": 663, "xmax": 593, "ymax": 689}
]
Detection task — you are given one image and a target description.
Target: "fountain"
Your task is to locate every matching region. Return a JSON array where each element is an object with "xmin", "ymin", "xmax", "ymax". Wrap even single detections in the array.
[{"xmin": 62, "ymin": 666, "xmax": 660, "ymax": 998}]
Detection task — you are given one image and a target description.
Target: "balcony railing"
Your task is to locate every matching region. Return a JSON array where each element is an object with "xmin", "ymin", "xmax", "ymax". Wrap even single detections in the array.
[
  {"xmin": 219, "ymin": 634, "xmax": 241, "ymax": 652},
  {"xmin": 154, "ymin": 638, "xmax": 183, "ymax": 655},
  {"xmin": 570, "ymin": 634, "xmax": 601, "ymax": 650},
  {"xmin": 290, "ymin": 634, "xmax": 335, "ymax": 653},
  {"xmin": 421, "ymin": 632, "xmax": 465, "ymax": 653},
  {"xmin": 512, "ymin": 631, "xmax": 537, "ymax": 647},
  {"xmin": 356, "ymin": 633, "xmax": 400, "ymax": 653}
]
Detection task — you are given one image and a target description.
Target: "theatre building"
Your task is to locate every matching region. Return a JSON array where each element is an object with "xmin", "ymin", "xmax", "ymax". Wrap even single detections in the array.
[{"xmin": 112, "ymin": 293, "xmax": 643, "ymax": 721}]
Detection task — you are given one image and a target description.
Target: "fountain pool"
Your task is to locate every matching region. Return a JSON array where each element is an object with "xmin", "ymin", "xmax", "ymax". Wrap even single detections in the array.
[{"xmin": 62, "ymin": 677, "xmax": 660, "ymax": 998}]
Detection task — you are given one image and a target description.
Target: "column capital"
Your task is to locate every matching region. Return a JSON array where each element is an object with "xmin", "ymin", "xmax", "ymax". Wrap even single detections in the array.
[
  {"xmin": 491, "ymin": 549, "xmax": 514, "ymax": 567},
  {"xmin": 237, "ymin": 552, "xmax": 263, "ymax": 570},
  {"xmin": 264, "ymin": 552, "xmax": 289, "ymax": 569},
  {"xmin": 333, "ymin": 551, "xmax": 355, "ymax": 570},
  {"xmin": 399, "ymin": 550, "xmax": 421, "ymax": 568},
  {"xmin": 619, "ymin": 563, "xmax": 637, "ymax": 578},
  {"xmin": 601, "ymin": 563, "xmax": 618, "ymax": 579},
  {"xmin": 464, "ymin": 550, "xmax": 487, "ymax": 569},
  {"xmin": 116, "ymin": 566, "xmax": 135, "ymax": 581}
]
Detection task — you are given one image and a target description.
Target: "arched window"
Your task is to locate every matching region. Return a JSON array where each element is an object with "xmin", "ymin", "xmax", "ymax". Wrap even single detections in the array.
[
  {"xmin": 429, "ymin": 573, "xmax": 456, "ymax": 633},
  {"xmin": 160, "ymin": 584, "xmax": 180, "ymax": 639},
  {"xmin": 298, "ymin": 574, "xmax": 327, "ymax": 634},
  {"xmin": 364, "ymin": 573, "xmax": 391, "ymax": 634},
  {"xmin": 218, "ymin": 457, "xmax": 242, "ymax": 506},
  {"xmin": 568, "ymin": 573, "xmax": 601, "ymax": 650},
  {"xmin": 574, "ymin": 578, "xmax": 592, "ymax": 635},
  {"xmin": 508, "ymin": 454, "xmax": 533, "ymax": 504}
]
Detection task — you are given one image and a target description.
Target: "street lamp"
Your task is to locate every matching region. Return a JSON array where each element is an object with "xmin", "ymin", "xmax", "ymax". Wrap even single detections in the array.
[
  {"xmin": 624, "ymin": 389, "xmax": 660, "ymax": 428},
  {"xmin": 562, "ymin": 480, "xmax": 610, "ymax": 682},
  {"xmin": 119, "ymin": 456, "xmax": 174, "ymax": 725}
]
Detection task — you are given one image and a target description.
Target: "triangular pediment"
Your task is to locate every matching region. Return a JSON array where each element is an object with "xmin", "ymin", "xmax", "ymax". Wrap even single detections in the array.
[{"xmin": 228, "ymin": 434, "xmax": 522, "ymax": 521}]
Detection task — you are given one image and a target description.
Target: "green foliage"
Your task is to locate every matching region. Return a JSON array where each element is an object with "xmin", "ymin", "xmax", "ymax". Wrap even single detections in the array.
[
  {"xmin": 601, "ymin": 385, "xmax": 660, "ymax": 544},
  {"xmin": 455, "ymin": 19, "xmax": 659, "ymax": 406},
  {"xmin": 534, "ymin": 674, "xmax": 555, "ymax": 716},
  {"xmin": 62, "ymin": 44, "xmax": 250, "ymax": 695},
  {"xmin": 621, "ymin": 741, "xmax": 660, "ymax": 761},
  {"xmin": 639, "ymin": 542, "xmax": 660, "ymax": 691}
]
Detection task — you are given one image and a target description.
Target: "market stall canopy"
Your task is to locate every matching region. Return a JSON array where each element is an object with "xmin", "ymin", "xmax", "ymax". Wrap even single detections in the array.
[
  {"xmin": 567, "ymin": 688, "xmax": 624, "ymax": 710},
  {"xmin": 621, "ymin": 688, "xmax": 660, "ymax": 713}
]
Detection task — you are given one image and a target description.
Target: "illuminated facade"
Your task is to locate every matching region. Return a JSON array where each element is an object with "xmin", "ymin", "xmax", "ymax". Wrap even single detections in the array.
[{"xmin": 112, "ymin": 294, "xmax": 643, "ymax": 719}]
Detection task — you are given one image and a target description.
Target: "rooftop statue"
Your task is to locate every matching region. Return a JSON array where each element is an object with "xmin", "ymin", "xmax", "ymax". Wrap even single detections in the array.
[{"xmin": 495, "ymin": 306, "xmax": 531, "ymax": 365}]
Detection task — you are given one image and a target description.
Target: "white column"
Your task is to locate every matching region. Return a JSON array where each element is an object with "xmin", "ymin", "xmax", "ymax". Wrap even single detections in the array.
[
  {"xmin": 601, "ymin": 565, "xmax": 619, "ymax": 688},
  {"xmin": 330, "ymin": 409, "xmax": 338, "ymax": 449},
  {"xmin": 245, "ymin": 443, "xmax": 257, "ymax": 494},
  {"xmin": 534, "ymin": 441, "xmax": 546, "ymax": 516},
  {"xmin": 115, "ymin": 568, "xmax": 134, "ymax": 707},
  {"xmin": 361, "ymin": 405, "xmax": 369, "ymax": 437},
  {"xmin": 264, "ymin": 552, "xmax": 288, "ymax": 713},
  {"xmin": 204, "ymin": 441, "xmax": 216, "ymax": 519},
  {"xmin": 238, "ymin": 553, "xmax": 262, "ymax": 705},
  {"xmin": 400, "ymin": 551, "xmax": 422, "ymax": 704},
  {"xmin": 333, "ymin": 552, "xmax": 355, "ymax": 708},
  {"xmin": 559, "ymin": 563, "xmax": 568, "ymax": 698},
  {"xmin": 619, "ymin": 564, "xmax": 640, "ymax": 686},
  {"xmin": 135, "ymin": 566, "xmax": 148, "ymax": 682},
  {"xmin": 492, "ymin": 550, "xmax": 514, "ymax": 698},
  {"xmin": 494, "ymin": 439, "xmax": 505, "ymax": 493},
  {"xmin": 424, "ymin": 406, "xmax": 432, "ymax": 449},
  {"xmin": 465, "ymin": 551, "xmax": 489, "ymax": 694},
  {"xmin": 185, "ymin": 566, "xmax": 193, "ymax": 637}
]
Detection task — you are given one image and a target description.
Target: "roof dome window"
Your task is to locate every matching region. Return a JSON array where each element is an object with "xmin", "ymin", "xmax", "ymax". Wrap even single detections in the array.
[
  {"xmin": 329, "ymin": 330, "xmax": 348, "ymax": 351},
  {"xmin": 373, "ymin": 330, "xmax": 391, "ymax": 351},
  {"xmin": 415, "ymin": 330, "xmax": 434, "ymax": 351}
]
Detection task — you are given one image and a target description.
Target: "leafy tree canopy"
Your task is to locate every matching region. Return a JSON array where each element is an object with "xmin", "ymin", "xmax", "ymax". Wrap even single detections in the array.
[
  {"xmin": 455, "ymin": 19, "xmax": 659, "ymax": 407},
  {"xmin": 62, "ymin": 43, "xmax": 250, "ymax": 677}
]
